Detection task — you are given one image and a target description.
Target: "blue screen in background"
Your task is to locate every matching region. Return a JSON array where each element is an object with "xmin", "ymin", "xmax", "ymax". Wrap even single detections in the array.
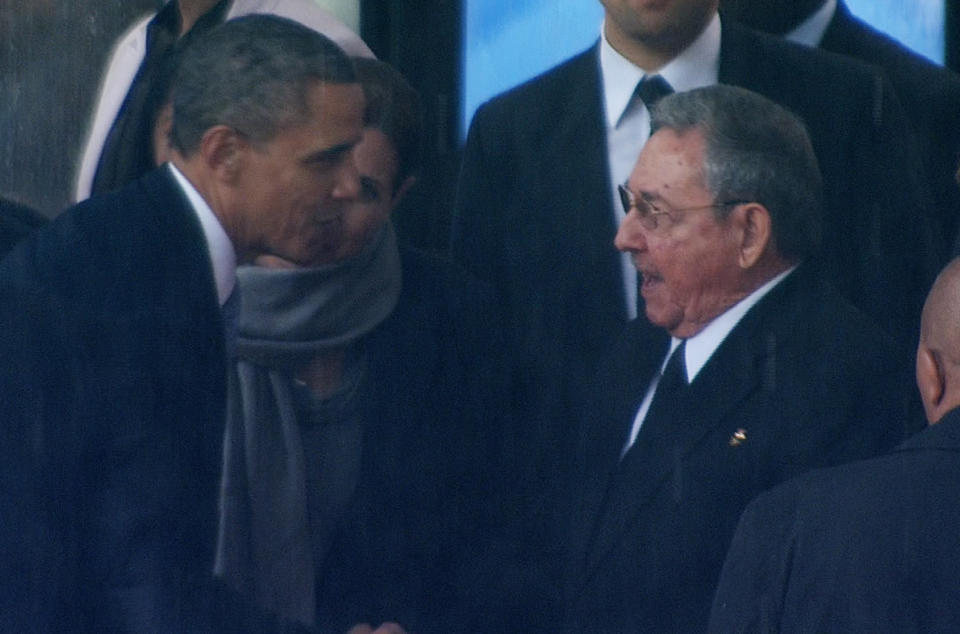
[
  {"xmin": 461, "ymin": 0, "xmax": 946, "ymax": 141},
  {"xmin": 846, "ymin": 0, "xmax": 944, "ymax": 65}
]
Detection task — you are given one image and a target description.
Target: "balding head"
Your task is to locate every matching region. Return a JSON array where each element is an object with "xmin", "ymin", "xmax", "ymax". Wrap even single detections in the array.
[{"xmin": 916, "ymin": 258, "xmax": 960, "ymax": 423}]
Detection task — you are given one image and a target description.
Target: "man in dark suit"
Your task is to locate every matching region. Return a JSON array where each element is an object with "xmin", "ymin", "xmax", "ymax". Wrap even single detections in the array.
[
  {"xmin": 451, "ymin": 0, "xmax": 937, "ymax": 508},
  {"xmin": 0, "ymin": 16, "xmax": 364, "ymax": 632},
  {"xmin": 710, "ymin": 255, "xmax": 960, "ymax": 633},
  {"xmin": 721, "ymin": 0, "xmax": 960, "ymax": 259},
  {"xmin": 561, "ymin": 85, "xmax": 911, "ymax": 632}
]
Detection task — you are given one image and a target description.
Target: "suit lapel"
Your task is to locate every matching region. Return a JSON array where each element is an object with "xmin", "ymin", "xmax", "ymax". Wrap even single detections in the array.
[
  {"xmin": 550, "ymin": 46, "xmax": 630, "ymax": 324},
  {"xmin": 565, "ymin": 318, "xmax": 666, "ymax": 590}
]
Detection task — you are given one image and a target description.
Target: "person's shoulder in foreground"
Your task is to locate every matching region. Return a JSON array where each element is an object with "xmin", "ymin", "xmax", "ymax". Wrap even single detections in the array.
[{"xmin": 711, "ymin": 256, "xmax": 960, "ymax": 634}]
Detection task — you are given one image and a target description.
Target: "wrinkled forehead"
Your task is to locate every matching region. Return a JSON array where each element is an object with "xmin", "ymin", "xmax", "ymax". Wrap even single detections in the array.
[{"xmin": 631, "ymin": 127, "xmax": 707, "ymax": 193}]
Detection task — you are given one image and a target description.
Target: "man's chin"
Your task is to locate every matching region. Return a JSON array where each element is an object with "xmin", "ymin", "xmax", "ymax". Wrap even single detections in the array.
[{"xmin": 644, "ymin": 304, "xmax": 682, "ymax": 334}]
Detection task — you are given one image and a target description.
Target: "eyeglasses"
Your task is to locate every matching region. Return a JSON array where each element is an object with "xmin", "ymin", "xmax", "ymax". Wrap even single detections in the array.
[{"xmin": 618, "ymin": 183, "xmax": 746, "ymax": 231}]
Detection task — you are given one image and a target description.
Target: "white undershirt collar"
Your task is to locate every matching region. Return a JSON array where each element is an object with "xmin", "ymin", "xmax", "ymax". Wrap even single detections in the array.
[
  {"xmin": 600, "ymin": 11, "xmax": 721, "ymax": 128},
  {"xmin": 167, "ymin": 162, "xmax": 237, "ymax": 306},
  {"xmin": 680, "ymin": 265, "xmax": 797, "ymax": 381}
]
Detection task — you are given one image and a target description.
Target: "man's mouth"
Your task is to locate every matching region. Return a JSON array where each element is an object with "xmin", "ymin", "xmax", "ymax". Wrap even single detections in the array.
[{"xmin": 639, "ymin": 269, "xmax": 663, "ymax": 291}]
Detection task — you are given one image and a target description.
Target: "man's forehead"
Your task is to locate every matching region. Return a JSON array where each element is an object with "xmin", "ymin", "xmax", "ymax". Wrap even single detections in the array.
[{"xmin": 632, "ymin": 128, "xmax": 705, "ymax": 187}]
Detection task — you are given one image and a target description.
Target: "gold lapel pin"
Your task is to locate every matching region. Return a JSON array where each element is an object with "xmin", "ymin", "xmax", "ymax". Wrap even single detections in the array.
[{"xmin": 728, "ymin": 428, "xmax": 747, "ymax": 447}]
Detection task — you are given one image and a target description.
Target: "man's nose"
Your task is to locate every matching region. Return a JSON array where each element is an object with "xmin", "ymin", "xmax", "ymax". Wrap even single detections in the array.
[
  {"xmin": 614, "ymin": 212, "xmax": 648, "ymax": 253},
  {"xmin": 332, "ymin": 155, "xmax": 361, "ymax": 200}
]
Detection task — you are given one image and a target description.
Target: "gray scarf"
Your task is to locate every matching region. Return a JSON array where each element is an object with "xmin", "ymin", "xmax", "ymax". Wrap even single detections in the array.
[
  {"xmin": 214, "ymin": 223, "xmax": 402, "ymax": 626},
  {"xmin": 235, "ymin": 222, "xmax": 402, "ymax": 365}
]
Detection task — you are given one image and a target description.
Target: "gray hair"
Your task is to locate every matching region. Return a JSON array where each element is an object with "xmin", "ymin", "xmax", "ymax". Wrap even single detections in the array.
[
  {"xmin": 650, "ymin": 84, "xmax": 822, "ymax": 261},
  {"xmin": 169, "ymin": 14, "xmax": 357, "ymax": 156}
]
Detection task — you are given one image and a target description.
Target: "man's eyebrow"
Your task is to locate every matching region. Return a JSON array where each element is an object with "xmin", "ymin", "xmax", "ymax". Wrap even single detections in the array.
[{"xmin": 302, "ymin": 138, "xmax": 359, "ymax": 163}]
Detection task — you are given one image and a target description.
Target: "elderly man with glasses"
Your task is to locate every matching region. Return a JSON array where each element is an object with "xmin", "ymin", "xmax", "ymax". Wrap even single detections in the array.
[{"xmin": 559, "ymin": 84, "xmax": 917, "ymax": 633}]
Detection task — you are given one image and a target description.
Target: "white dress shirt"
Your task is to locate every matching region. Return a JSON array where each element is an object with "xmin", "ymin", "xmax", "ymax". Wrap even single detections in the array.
[
  {"xmin": 168, "ymin": 162, "xmax": 237, "ymax": 306},
  {"xmin": 600, "ymin": 13, "xmax": 721, "ymax": 317},
  {"xmin": 621, "ymin": 266, "xmax": 797, "ymax": 455}
]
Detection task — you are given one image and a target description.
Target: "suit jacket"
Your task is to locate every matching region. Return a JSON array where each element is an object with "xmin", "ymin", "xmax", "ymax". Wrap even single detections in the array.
[
  {"xmin": 0, "ymin": 167, "xmax": 240, "ymax": 632},
  {"xmin": 0, "ymin": 196, "xmax": 47, "ymax": 258},
  {"xmin": 312, "ymin": 246, "xmax": 512, "ymax": 633},
  {"xmin": 451, "ymin": 18, "xmax": 938, "ymax": 504},
  {"xmin": 74, "ymin": 0, "xmax": 373, "ymax": 202},
  {"xmin": 710, "ymin": 407, "xmax": 960, "ymax": 633},
  {"xmin": 561, "ymin": 265, "xmax": 913, "ymax": 633},
  {"xmin": 819, "ymin": 0, "xmax": 960, "ymax": 256}
]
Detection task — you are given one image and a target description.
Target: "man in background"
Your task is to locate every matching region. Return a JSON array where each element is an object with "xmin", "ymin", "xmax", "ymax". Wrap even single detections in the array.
[
  {"xmin": 721, "ymin": 0, "xmax": 960, "ymax": 256},
  {"xmin": 74, "ymin": 0, "xmax": 373, "ymax": 202}
]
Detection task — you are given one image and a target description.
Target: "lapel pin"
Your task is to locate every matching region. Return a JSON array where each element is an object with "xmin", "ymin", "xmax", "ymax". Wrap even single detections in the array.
[{"xmin": 728, "ymin": 428, "xmax": 747, "ymax": 447}]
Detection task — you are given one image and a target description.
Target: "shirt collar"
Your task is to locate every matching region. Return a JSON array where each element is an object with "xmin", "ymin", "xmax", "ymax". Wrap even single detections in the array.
[
  {"xmin": 167, "ymin": 162, "xmax": 237, "ymax": 306},
  {"xmin": 672, "ymin": 265, "xmax": 797, "ymax": 382},
  {"xmin": 785, "ymin": 0, "xmax": 837, "ymax": 48},
  {"xmin": 600, "ymin": 11, "xmax": 721, "ymax": 128}
]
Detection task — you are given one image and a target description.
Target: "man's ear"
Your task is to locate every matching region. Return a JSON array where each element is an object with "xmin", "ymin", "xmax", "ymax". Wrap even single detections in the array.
[
  {"xmin": 198, "ymin": 125, "xmax": 245, "ymax": 182},
  {"xmin": 917, "ymin": 343, "xmax": 945, "ymax": 422},
  {"xmin": 733, "ymin": 202, "xmax": 772, "ymax": 269}
]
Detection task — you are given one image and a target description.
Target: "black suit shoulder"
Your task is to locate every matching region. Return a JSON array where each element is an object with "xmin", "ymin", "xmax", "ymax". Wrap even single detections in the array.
[
  {"xmin": 0, "ymin": 167, "xmax": 228, "ymax": 632},
  {"xmin": 5, "ymin": 168, "xmax": 211, "ymax": 311},
  {"xmin": 712, "ymin": 410, "xmax": 960, "ymax": 633},
  {"xmin": 821, "ymin": 1, "xmax": 960, "ymax": 244},
  {"xmin": 822, "ymin": 1, "xmax": 960, "ymax": 109},
  {"xmin": 722, "ymin": 18, "xmax": 940, "ymax": 342},
  {"xmin": 721, "ymin": 18, "xmax": 893, "ymax": 121}
]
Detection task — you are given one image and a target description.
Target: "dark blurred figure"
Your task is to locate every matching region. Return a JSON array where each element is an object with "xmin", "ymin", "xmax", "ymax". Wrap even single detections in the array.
[
  {"xmin": 721, "ymin": 0, "xmax": 960, "ymax": 259},
  {"xmin": 711, "ymin": 255, "xmax": 960, "ymax": 633},
  {"xmin": 75, "ymin": 0, "xmax": 373, "ymax": 202},
  {"xmin": 0, "ymin": 197, "xmax": 46, "ymax": 257},
  {"xmin": 220, "ymin": 57, "xmax": 511, "ymax": 633},
  {"xmin": 562, "ymin": 85, "xmax": 911, "ymax": 633}
]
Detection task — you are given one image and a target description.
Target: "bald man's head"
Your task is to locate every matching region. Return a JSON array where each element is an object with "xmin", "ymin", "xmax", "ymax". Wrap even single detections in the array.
[{"xmin": 917, "ymin": 258, "xmax": 960, "ymax": 423}]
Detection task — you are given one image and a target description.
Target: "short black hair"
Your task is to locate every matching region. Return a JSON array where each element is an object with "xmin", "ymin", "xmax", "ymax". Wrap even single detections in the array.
[
  {"xmin": 353, "ymin": 57, "xmax": 423, "ymax": 190},
  {"xmin": 169, "ymin": 14, "xmax": 357, "ymax": 156}
]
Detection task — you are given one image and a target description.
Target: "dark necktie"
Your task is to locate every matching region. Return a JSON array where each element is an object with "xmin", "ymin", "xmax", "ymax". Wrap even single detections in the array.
[
  {"xmin": 634, "ymin": 74, "xmax": 674, "ymax": 117},
  {"xmin": 589, "ymin": 341, "xmax": 687, "ymax": 553},
  {"xmin": 618, "ymin": 339, "xmax": 687, "ymax": 466},
  {"xmin": 640, "ymin": 340, "xmax": 687, "ymax": 438}
]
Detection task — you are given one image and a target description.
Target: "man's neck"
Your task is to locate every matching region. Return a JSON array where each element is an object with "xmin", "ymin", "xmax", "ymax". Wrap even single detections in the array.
[
  {"xmin": 603, "ymin": 10, "xmax": 717, "ymax": 71},
  {"xmin": 177, "ymin": 0, "xmax": 223, "ymax": 37}
]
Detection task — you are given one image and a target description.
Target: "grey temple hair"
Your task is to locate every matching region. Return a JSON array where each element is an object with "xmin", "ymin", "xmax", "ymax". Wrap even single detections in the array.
[
  {"xmin": 169, "ymin": 14, "xmax": 357, "ymax": 156},
  {"xmin": 651, "ymin": 84, "xmax": 823, "ymax": 262}
]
